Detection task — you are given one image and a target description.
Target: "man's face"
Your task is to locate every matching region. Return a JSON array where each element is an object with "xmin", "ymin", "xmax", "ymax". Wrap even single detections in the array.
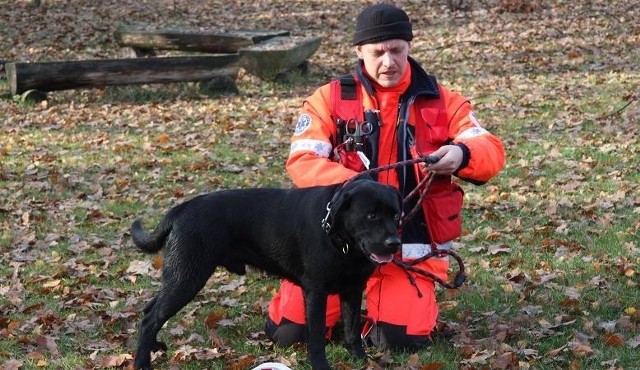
[{"xmin": 355, "ymin": 39, "xmax": 411, "ymax": 88}]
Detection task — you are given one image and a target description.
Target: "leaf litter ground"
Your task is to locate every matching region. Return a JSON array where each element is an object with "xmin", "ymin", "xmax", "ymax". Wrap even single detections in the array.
[{"xmin": 0, "ymin": 1, "xmax": 638, "ymax": 369}]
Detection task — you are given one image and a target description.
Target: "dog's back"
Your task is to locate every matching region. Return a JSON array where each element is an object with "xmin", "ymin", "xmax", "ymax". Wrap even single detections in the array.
[{"xmin": 130, "ymin": 186, "xmax": 337, "ymax": 279}]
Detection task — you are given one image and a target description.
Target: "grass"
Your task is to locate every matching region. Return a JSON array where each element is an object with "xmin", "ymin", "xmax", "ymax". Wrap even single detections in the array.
[{"xmin": 1, "ymin": 1, "xmax": 638, "ymax": 369}]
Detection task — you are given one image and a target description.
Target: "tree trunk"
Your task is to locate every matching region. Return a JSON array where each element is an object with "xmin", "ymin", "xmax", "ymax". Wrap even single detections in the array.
[{"xmin": 6, "ymin": 55, "xmax": 240, "ymax": 95}]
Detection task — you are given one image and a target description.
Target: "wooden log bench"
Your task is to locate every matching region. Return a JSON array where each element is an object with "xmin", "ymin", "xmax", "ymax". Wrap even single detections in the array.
[
  {"xmin": 5, "ymin": 54, "xmax": 240, "ymax": 96},
  {"xmin": 114, "ymin": 27, "xmax": 322, "ymax": 80},
  {"xmin": 113, "ymin": 28, "xmax": 291, "ymax": 55},
  {"xmin": 238, "ymin": 36, "xmax": 322, "ymax": 80},
  {"xmin": 5, "ymin": 28, "xmax": 322, "ymax": 99}
]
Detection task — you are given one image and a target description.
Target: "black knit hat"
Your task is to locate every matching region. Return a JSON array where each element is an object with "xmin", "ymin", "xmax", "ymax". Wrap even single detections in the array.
[{"xmin": 352, "ymin": 3, "xmax": 413, "ymax": 46}]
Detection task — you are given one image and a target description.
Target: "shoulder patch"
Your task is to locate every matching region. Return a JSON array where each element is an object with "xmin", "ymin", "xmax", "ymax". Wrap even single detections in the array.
[
  {"xmin": 457, "ymin": 127, "xmax": 489, "ymax": 139},
  {"xmin": 293, "ymin": 114, "xmax": 312, "ymax": 136}
]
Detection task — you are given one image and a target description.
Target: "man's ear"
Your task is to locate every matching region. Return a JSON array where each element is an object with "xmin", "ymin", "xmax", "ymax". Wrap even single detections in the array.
[{"xmin": 355, "ymin": 45, "xmax": 363, "ymax": 59}]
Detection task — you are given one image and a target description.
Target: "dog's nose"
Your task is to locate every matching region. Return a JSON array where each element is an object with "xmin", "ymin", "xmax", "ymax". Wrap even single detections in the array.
[{"xmin": 384, "ymin": 236, "xmax": 401, "ymax": 252}]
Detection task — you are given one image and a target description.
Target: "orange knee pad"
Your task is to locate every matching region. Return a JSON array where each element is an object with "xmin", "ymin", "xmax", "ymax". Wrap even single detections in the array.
[
  {"xmin": 268, "ymin": 279, "xmax": 341, "ymax": 327},
  {"xmin": 366, "ymin": 258, "xmax": 448, "ymax": 336}
]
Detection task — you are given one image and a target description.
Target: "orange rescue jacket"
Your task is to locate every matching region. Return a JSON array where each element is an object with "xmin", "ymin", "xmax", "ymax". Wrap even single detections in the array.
[{"xmin": 288, "ymin": 57, "xmax": 505, "ymax": 244}]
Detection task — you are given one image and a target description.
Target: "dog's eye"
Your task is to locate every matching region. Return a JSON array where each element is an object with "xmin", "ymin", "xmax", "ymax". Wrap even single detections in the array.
[{"xmin": 367, "ymin": 212, "xmax": 377, "ymax": 220}]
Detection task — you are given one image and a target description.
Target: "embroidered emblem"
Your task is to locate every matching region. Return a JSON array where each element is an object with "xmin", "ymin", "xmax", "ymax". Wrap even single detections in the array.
[
  {"xmin": 294, "ymin": 114, "xmax": 312, "ymax": 136},
  {"xmin": 457, "ymin": 127, "xmax": 488, "ymax": 139}
]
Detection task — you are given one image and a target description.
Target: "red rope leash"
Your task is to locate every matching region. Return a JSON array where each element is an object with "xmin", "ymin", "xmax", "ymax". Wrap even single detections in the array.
[{"xmin": 356, "ymin": 156, "xmax": 467, "ymax": 291}]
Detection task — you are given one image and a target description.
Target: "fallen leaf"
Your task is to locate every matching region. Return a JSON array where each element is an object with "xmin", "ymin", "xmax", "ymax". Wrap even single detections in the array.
[
  {"xmin": 603, "ymin": 333, "xmax": 625, "ymax": 347},
  {"xmin": 570, "ymin": 341, "xmax": 595, "ymax": 357},
  {"xmin": 624, "ymin": 307, "xmax": 637, "ymax": 315},
  {"xmin": 157, "ymin": 133, "xmax": 170, "ymax": 143},
  {"xmin": 2, "ymin": 359, "xmax": 24, "ymax": 370},
  {"xmin": 35, "ymin": 335, "xmax": 59, "ymax": 358}
]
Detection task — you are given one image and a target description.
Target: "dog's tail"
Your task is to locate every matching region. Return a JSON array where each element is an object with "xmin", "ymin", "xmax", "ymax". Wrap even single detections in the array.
[{"xmin": 130, "ymin": 216, "xmax": 173, "ymax": 254}]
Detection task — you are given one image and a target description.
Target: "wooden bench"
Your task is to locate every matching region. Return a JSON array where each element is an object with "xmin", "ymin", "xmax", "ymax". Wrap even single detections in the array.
[
  {"xmin": 113, "ymin": 28, "xmax": 291, "ymax": 55},
  {"xmin": 114, "ymin": 26, "xmax": 322, "ymax": 79},
  {"xmin": 239, "ymin": 36, "xmax": 322, "ymax": 80},
  {"xmin": 5, "ymin": 28, "xmax": 321, "ymax": 98},
  {"xmin": 6, "ymin": 54, "xmax": 241, "ymax": 97}
]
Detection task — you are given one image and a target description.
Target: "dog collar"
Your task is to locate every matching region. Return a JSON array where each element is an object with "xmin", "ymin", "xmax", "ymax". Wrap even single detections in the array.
[
  {"xmin": 321, "ymin": 200, "xmax": 350, "ymax": 254},
  {"xmin": 320, "ymin": 201, "xmax": 333, "ymax": 233},
  {"xmin": 321, "ymin": 183, "xmax": 345, "ymax": 234}
]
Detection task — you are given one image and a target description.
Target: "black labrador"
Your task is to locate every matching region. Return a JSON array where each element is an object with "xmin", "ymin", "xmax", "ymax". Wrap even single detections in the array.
[{"xmin": 130, "ymin": 177, "xmax": 403, "ymax": 370}]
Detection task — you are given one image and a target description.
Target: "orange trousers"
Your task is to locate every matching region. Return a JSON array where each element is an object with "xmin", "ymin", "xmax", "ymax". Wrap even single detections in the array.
[{"xmin": 267, "ymin": 256, "xmax": 449, "ymax": 336}]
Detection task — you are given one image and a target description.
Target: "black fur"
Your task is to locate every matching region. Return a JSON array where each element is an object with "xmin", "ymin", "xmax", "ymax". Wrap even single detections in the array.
[{"xmin": 130, "ymin": 178, "xmax": 403, "ymax": 370}]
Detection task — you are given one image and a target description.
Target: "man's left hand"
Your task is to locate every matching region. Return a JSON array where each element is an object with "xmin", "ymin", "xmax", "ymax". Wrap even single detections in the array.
[{"xmin": 423, "ymin": 145, "xmax": 463, "ymax": 175}]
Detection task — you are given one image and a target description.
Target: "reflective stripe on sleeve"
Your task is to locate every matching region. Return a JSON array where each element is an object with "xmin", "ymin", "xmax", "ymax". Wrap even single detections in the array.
[{"xmin": 290, "ymin": 139, "xmax": 332, "ymax": 158}]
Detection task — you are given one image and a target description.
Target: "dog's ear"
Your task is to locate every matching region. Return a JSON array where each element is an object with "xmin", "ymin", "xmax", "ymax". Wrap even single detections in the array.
[
  {"xmin": 329, "ymin": 177, "xmax": 369, "ymax": 228},
  {"xmin": 329, "ymin": 186, "xmax": 352, "ymax": 221}
]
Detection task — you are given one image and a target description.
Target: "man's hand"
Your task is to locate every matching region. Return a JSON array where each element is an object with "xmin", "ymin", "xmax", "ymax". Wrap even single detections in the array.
[{"xmin": 423, "ymin": 145, "xmax": 463, "ymax": 175}]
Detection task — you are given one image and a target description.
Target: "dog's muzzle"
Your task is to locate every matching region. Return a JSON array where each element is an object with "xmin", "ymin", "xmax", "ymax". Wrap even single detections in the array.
[{"xmin": 366, "ymin": 236, "xmax": 401, "ymax": 264}]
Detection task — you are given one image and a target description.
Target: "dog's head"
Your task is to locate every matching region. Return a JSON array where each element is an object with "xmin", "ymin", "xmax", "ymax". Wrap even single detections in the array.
[{"xmin": 327, "ymin": 178, "xmax": 403, "ymax": 264}]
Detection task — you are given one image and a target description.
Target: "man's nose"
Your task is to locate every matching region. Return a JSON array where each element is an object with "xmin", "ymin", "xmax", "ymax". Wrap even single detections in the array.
[{"xmin": 381, "ymin": 52, "xmax": 393, "ymax": 67}]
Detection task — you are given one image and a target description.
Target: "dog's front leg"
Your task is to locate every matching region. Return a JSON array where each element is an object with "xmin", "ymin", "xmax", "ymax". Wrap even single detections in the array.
[
  {"xmin": 340, "ymin": 288, "xmax": 367, "ymax": 359},
  {"xmin": 304, "ymin": 289, "xmax": 331, "ymax": 370}
]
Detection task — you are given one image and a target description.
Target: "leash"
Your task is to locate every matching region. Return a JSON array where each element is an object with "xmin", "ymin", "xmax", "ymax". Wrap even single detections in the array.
[
  {"xmin": 360, "ymin": 247, "xmax": 467, "ymax": 341},
  {"xmin": 351, "ymin": 155, "xmax": 438, "ymax": 226},
  {"xmin": 336, "ymin": 155, "xmax": 467, "ymax": 342},
  {"xmin": 359, "ymin": 156, "xmax": 467, "ymax": 292},
  {"xmin": 321, "ymin": 155, "xmax": 467, "ymax": 292},
  {"xmin": 321, "ymin": 155, "xmax": 437, "ymax": 234},
  {"xmin": 393, "ymin": 250, "xmax": 467, "ymax": 293}
]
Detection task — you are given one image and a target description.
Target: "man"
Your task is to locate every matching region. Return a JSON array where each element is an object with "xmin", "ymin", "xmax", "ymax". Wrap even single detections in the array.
[{"xmin": 265, "ymin": 3, "xmax": 505, "ymax": 350}]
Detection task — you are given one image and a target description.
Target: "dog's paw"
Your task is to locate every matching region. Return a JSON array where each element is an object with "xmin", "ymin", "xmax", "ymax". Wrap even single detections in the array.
[
  {"xmin": 348, "ymin": 345, "xmax": 367, "ymax": 359},
  {"xmin": 133, "ymin": 358, "xmax": 153, "ymax": 370},
  {"xmin": 308, "ymin": 356, "xmax": 332, "ymax": 370}
]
